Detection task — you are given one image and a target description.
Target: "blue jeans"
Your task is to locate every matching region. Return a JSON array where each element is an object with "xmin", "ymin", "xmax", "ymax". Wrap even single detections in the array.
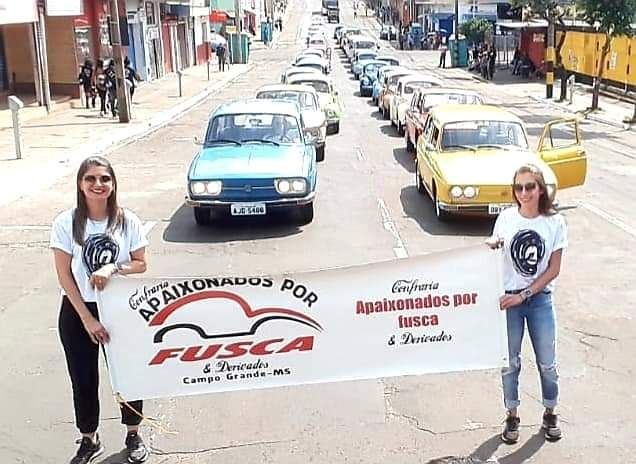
[{"xmin": 502, "ymin": 292, "xmax": 559, "ymax": 410}]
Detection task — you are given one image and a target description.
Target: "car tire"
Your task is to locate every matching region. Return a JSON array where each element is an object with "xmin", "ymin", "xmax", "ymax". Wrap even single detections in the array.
[
  {"xmin": 415, "ymin": 162, "xmax": 425, "ymax": 195},
  {"xmin": 299, "ymin": 203, "xmax": 314, "ymax": 224},
  {"xmin": 353, "ymin": 73, "xmax": 358, "ymax": 79},
  {"xmin": 433, "ymin": 185, "xmax": 451, "ymax": 222},
  {"xmin": 194, "ymin": 207, "xmax": 212, "ymax": 226},
  {"xmin": 406, "ymin": 130, "xmax": 415, "ymax": 153},
  {"xmin": 316, "ymin": 144, "xmax": 325, "ymax": 162}
]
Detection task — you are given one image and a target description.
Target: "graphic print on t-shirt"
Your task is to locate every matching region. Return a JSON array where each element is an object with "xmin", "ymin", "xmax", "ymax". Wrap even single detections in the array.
[
  {"xmin": 82, "ymin": 233, "xmax": 120, "ymax": 275},
  {"xmin": 510, "ymin": 229, "xmax": 545, "ymax": 277}
]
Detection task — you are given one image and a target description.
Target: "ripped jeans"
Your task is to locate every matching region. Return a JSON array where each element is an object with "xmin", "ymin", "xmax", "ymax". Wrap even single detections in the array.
[{"xmin": 502, "ymin": 291, "xmax": 559, "ymax": 410}]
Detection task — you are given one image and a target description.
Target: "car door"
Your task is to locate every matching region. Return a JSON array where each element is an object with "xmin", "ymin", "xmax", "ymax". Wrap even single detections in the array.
[
  {"xmin": 417, "ymin": 117, "xmax": 437, "ymax": 192},
  {"xmin": 537, "ymin": 119, "xmax": 587, "ymax": 189},
  {"xmin": 406, "ymin": 92, "xmax": 419, "ymax": 142}
]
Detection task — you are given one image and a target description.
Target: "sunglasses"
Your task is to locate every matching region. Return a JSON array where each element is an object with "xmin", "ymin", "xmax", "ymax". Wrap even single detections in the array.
[
  {"xmin": 513, "ymin": 182, "xmax": 537, "ymax": 193},
  {"xmin": 83, "ymin": 175, "xmax": 113, "ymax": 184}
]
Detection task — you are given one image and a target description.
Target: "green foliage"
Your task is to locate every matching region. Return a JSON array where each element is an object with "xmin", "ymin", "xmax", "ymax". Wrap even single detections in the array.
[
  {"xmin": 459, "ymin": 18, "xmax": 492, "ymax": 45},
  {"xmin": 576, "ymin": 0, "xmax": 636, "ymax": 38},
  {"xmin": 510, "ymin": 0, "xmax": 562, "ymax": 20}
]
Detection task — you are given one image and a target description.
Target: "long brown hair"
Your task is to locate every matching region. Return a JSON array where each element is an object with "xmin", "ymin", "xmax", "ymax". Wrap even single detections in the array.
[
  {"xmin": 512, "ymin": 164, "xmax": 557, "ymax": 216},
  {"xmin": 72, "ymin": 156, "xmax": 125, "ymax": 245}
]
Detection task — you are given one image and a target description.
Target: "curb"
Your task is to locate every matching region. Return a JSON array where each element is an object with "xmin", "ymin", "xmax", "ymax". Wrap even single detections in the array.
[{"xmin": 0, "ymin": 64, "xmax": 254, "ymax": 208}]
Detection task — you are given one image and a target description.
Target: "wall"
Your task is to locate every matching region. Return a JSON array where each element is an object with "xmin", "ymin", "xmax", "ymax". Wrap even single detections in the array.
[{"xmin": 2, "ymin": 24, "xmax": 33, "ymax": 89}]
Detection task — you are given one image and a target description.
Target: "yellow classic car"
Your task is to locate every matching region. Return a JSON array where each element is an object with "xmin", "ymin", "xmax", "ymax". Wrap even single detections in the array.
[{"xmin": 415, "ymin": 104, "xmax": 587, "ymax": 220}]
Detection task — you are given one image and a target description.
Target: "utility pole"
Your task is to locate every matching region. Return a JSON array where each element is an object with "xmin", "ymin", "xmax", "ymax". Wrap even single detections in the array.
[
  {"xmin": 453, "ymin": 0, "xmax": 459, "ymax": 66},
  {"xmin": 108, "ymin": 0, "xmax": 131, "ymax": 122},
  {"xmin": 36, "ymin": 1, "xmax": 51, "ymax": 113},
  {"xmin": 545, "ymin": 17, "xmax": 555, "ymax": 99},
  {"xmin": 234, "ymin": 0, "xmax": 243, "ymax": 63}
]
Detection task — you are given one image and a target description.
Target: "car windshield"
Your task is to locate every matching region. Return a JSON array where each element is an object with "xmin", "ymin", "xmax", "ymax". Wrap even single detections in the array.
[
  {"xmin": 297, "ymin": 63, "xmax": 323, "ymax": 72},
  {"xmin": 358, "ymin": 53, "xmax": 376, "ymax": 61},
  {"xmin": 440, "ymin": 120, "xmax": 528, "ymax": 150},
  {"xmin": 365, "ymin": 64, "xmax": 381, "ymax": 74},
  {"xmin": 293, "ymin": 80, "xmax": 329, "ymax": 93},
  {"xmin": 206, "ymin": 113, "xmax": 302, "ymax": 145},
  {"xmin": 257, "ymin": 91, "xmax": 317, "ymax": 110},
  {"xmin": 379, "ymin": 58, "xmax": 399, "ymax": 66},
  {"xmin": 404, "ymin": 83, "xmax": 432, "ymax": 94},
  {"xmin": 423, "ymin": 93, "xmax": 483, "ymax": 108},
  {"xmin": 356, "ymin": 41, "xmax": 376, "ymax": 49},
  {"xmin": 389, "ymin": 74, "xmax": 410, "ymax": 85}
]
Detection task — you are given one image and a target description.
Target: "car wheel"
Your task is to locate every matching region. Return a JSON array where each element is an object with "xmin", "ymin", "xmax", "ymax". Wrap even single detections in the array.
[
  {"xmin": 194, "ymin": 207, "xmax": 212, "ymax": 226},
  {"xmin": 316, "ymin": 144, "xmax": 325, "ymax": 162},
  {"xmin": 433, "ymin": 185, "xmax": 451, "ymax": 221},
  {"xmin": 406, "ymin": 130, "xmax": 415, "ymax": 153},
  {"xmin": 415, "ymin": 162, "xmax": 425, "ymax": 194},
  {"xmin": 299, "ymin": 203, "xmax": 314, "ymax": 224},
  {"xmin": 333, "ymin": 121, "xmax": 340, "ymax": 134}
]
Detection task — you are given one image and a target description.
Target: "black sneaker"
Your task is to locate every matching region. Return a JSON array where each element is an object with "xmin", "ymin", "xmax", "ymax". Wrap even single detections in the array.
[
  {"xmin": 70, "ymin": 435, "xmax": 104, "ymax": 464},
  {"xmin": 542, "ymin": 412, "xmax": 563, "ymax": 441},
  {"xmin": 501, "ymin": 415, "xmax": 520, "ymax": 444},
  {"xmin": 125, "ymin": 431, "xmax": 149, "ymax": 463}
]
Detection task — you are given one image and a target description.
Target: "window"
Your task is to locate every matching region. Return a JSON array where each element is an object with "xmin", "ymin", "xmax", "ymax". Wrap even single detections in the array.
[
  {"xmin": 431, "ymin": 127, "xmax": 440, "ymax": 147},
  {"xmin": 145, "ymin": 2, "xmax": 156, "ymax": 25},
  {"xmin": 205, "ymin": 113, "xmax": 302, "ymax": 145},
  {"xmin": 440, "ymin": 120, "xmax": 528, "ymax": 150}
]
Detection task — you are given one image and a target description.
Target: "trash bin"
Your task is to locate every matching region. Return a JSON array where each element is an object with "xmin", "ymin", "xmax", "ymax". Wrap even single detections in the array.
[
  {"xmin": 228, "ymin": 32, "xmax": 251, "ymax": 64},
  {"xmin": 449, "ymin": 39, "xmax": 468, "ymax": 67}
]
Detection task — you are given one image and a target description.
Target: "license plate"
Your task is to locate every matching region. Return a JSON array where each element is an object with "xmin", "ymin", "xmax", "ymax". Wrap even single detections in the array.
[
  {"xmin": 488, "ymin": 204, "xmax": 509, "ymax": 215},
  {"xmin": 231, "ymin": 203, "xmax": 266, "ymax": 216}
]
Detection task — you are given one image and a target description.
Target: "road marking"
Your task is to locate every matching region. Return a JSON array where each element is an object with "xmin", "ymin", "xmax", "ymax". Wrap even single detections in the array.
[
  {"xmin": 142, "ymin": 221, "xmax": 157, "ymax": 237},
  {"xmin": 578, "ymin": 201, "xmax": 636, "ymax": 238},
  {"xmin": 377, "ymin": 198, "xmax": 408, "ymax": 259},
  {"xmin": 355, "ymin": 146, "xmax": 366, "ymax": 161}
]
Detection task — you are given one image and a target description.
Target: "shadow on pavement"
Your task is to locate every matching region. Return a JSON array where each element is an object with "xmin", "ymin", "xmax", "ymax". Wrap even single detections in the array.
[
  {"xmin": 163, "ymin": 205, "xmax": 303, "ymax": 243},
  {"xmin": 97, "ymin": 450, "xmax": 128, "ymax": 464},
  {"xmin": 400, "ymin": 185, "xmax": 493, "ymax": 237},
  {"xmin": 393, "ymin": 146, "xmax": 414, "ymax": 173},
  {"xmin": 380, "ymin": 123, "xmax": 400, "ymax": 137}
]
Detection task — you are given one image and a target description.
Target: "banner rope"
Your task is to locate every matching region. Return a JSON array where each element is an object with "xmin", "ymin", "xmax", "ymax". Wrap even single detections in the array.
[{"xmin": 114, "ymin": 393, "xmax": 179, "ymax": 435}]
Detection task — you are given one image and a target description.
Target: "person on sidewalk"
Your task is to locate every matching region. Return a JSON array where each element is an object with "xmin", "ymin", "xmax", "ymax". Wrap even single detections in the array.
[
  {"xmin": 50, "ymin": 156, "xmax": 150, "ymax": 464},
  {"xmin": 105, "ymin": 60, "xmax": 118, "ymax": 118},
  {"xmin": 124, "ymin": 56, "xmax": 141, "ymax": 102},
  {"xmin": 216, "ymin": 42, "xmax": 227, "ymax": 71},
  {"xmin": 488, "ymin": 45, "xmax": 496, "ymax": 80},
  {"xmin": 78, "ymin": 59, "xmax": 96, "ymax": 110},
  {"xmin": 438, "ymin": 43, "xmax": 447, "ymax": 68},
  {"xmin": 487, "ymin": 163, "xmax": 565, "ymax": 445},
  {"xmin": 94, "ymin": 60, "xmax": 107, "ymax": 117}
]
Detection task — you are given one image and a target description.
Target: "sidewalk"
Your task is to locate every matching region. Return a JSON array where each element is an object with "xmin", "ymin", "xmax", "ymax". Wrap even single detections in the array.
[{"xmin": 0, "ymin": 62, "xmax": 251, "ymax": 208}]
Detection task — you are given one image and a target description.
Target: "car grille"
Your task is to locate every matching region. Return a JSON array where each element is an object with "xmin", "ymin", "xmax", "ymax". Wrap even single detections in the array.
[{"xmin": 219, "ymin": 179, "xmax": 279, "ymax": 202}]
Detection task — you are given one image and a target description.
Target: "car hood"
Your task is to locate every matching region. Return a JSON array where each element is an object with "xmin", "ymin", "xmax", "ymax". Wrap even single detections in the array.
[
  {"xmin": 192, "ymin": 145, "xmax": 307, "ymax": 179},
  {"xmin": 434, "ymin": 150, "xmax": 556, "ymax": 185},
  {"xmin": 302, "ymin": 109, "xmax": 326, "ymax": 128}
]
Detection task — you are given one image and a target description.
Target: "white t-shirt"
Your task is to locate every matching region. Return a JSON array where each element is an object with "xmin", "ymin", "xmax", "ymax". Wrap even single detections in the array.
[
  {"xmin": 492, "ymin": 207, "xmax": 568, "ymax": 292},
  {"xmin": 50, "ymin": 208, "xmax": 148, "ymax": 302}
]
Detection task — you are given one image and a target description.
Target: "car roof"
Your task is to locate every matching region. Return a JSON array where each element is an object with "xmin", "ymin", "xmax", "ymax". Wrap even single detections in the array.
[
  {"xmin": 288, "ymin": 73, "xmax": 332, "ymax": 85},
  {"xmin": 376, "ymin": 55, "xmax": 399, "ymax": 61},
  {"xmin": 384, "ymin": 68, "xmax": 415, "ymax": 79},
  {"xmin": 416, "ymin": 87, "xmax": 482, "ymax": 97},
  {"xmin": 284, "ymin": 66, "xmax": 321, "ymax": 75},
  {"xmin": 256, "ymin": 84, "xmax": 319, "ymax": 96},
  {"xmin": 430, "ymin": 104, "xmax": 523, "ymax": 125},
  {"xmin": 397, "ymin": 74, "xmax": 443, "ymax": 86},
  {"xmin": 213, "ymin": 99, "xmax": 301, "ymax": 118},
  {"xmin": 296, "ymin": 55, "xmax": 328, "ymax": 64}
]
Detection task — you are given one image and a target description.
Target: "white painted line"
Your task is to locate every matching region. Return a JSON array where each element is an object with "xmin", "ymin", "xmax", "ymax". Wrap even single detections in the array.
[
  {"xmin": 142, "ymin": 221, "xmax": 157, "ymax": 237},
  {"xmin": 355, "ymin": 146, "xmax": 365, "ymax": 161},
  {"xmin": 578, "ymin": 201, "xmax": 636, "ymax": 238},
  {"xmin": 377, "ymin": 198, "xmax": 408, "ymax": 259}
]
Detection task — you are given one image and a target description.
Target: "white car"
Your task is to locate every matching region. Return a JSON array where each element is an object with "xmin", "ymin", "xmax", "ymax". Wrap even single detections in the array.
[
  {"xmin": 281, "ymin": 66, "xmax": 322, "ymax": 83},
  {"xmin": 378, "ymin": 68, "xmax": 416, "ymax": 117},
  {"xmin": 296, "ymin": 55, "xmax": 330, "ymax": 74},
  {"xmin": 256, "ymin": 84, "xmax": 328, "ymax": 161},
  {"xmin": 389, "ymin": 75, "xmax": 443, "ymax": 134}
]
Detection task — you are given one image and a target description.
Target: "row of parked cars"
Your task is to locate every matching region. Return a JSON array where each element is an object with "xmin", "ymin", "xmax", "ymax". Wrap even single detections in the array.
[
  {"xmin": 184, "ymin": 16, "xmax": 340, "ymax": 226},
  {"xmin": 337, "ymin": 23, "xmax": 588, "ymax": 220}
]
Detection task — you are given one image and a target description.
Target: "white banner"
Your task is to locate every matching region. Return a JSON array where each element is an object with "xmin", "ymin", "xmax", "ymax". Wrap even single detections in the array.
[
  {"xmin": 0, "ymin": 0, "xmax": 37, "ymax": 25},
  {"xmin": 45, "ymin": 0, "xmax": 82, "ymax": 16},
  {"xmin": 98, "ymin": 246, "xmax": 508, "ymax": 401}
]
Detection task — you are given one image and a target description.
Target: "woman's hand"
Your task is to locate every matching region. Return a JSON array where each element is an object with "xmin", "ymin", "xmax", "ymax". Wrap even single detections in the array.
[
  {"xmin": 485, "ymin": 236, "xmax": 504, "ymax": 249},
  {"xmin": 499, "ymin": 294, "xmax": 523, "ymax": 310},
  {"xmin": 83, "ymin": 316, "xmax": 110, "ymax": 344},
  {"xmin": 89, "ymin": 263, "xmax": 117, "ymax": 290}
]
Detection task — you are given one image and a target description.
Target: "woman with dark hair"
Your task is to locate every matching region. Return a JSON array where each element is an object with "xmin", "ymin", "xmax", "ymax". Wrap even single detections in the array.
[
  {"xmin": 50, "ymin": 156, "xmax": 149, "ymax": 464},
  {"xmin": 488, "ymin": 163, "xmax": 566, "ymax": 445}
]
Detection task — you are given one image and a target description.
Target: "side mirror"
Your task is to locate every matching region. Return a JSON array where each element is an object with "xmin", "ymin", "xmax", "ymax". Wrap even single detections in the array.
[{"xmin": 194, "ymin": 136, "xmax": 203, "ymax": 146}]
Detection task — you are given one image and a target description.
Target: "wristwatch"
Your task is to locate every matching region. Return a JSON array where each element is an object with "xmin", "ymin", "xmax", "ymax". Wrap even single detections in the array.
[{"xmin": 520, "ymin": 288, "xmax": 533, "ymax": 300}]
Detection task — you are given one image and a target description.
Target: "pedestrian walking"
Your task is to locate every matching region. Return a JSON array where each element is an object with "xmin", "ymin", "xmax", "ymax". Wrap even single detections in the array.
[
  {"xmin": 104, "ymin": 60, "xmax": 117, "ymax": 118},
  {"xmin": 488, "ymin": 45, "xmax": 496, "ymax": 80},
  {"xmin": 78, "ymin": 59, "xmax": 96, "ymax": 110},
  {"xmin": 438, "ymin": 43, "xmax": 447, "ymax": 68},
  {"xmin": 50, "ymin": 156, "xmax": 150, "ymax": 464},
  {"xmin": 487, "ymin": 163, "xmax": 565, "ymax": 445},
  {"xmin": 94, "ymin": 59, "xmax": 107, "ymax": 117},
  {"xmin": 216, "ymin": 41, "xmax": 227, "ymax": 71},
  {"xmin": 124, "ymin": 56, "xmax": 141, "ymax": 101}
]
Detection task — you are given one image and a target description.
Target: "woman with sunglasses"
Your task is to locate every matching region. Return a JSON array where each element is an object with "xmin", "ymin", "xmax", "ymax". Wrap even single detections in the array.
[
  {"xmin": 50, "ymin": 156, "xmax": 149, "ymax": 464},
  {"xmin": 488, "ymin": 164, "xmax": 566, "ymax": 445}
]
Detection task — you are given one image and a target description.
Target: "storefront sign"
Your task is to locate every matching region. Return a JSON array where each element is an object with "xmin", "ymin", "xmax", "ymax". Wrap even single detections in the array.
[
  {"xmin": 46, "ymin": 0, "xmax": 83, "ymax": 16},
  {"xmin": 98, "ymin": 246, "xmax": 508, "ymax": 401},
  {"xmin": 0, "ymin": 0, "xmax": 37, "ymax": 25}
]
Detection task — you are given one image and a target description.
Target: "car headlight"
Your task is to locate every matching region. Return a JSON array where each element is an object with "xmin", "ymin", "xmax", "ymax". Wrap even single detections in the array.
[
  {"xmin": 449, "ymin": 186, "xmax": 479, "ymax": 199},
  {"xmin": 463, "ymin": 186, "xmax": 477, "ymax": 198},
  {"xmin": 190, "ymin": 180, "xmax": 222, "ymax": 196},
  {"xmin": 450, "ymin": 186, "xmax": 463, "ymax": 199},
  {"xmin": 275, "ymin": 178, "xmax": 307, "ymax": 195},
  {"xmin": 326, "ymin": 108, "xmax": 337, "ymax": 118},
  {"xmin": 361, "ymin": 76, "xmax": 370, "ymax": 84}
]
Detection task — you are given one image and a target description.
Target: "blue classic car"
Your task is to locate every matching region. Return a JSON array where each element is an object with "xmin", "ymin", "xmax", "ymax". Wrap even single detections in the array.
[
  {"xmin": 359, "ymin": 61, "xmax": 388, "ymax": 97},
  {"xmin": 186, "ymin": 100, "xmax": 317, "ymax": 226}
]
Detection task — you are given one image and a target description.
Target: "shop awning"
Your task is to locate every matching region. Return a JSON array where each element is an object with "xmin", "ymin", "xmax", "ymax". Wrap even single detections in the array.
[{"xmin": 496, "ymin": 20, "xmax": 547, "ymax": 29}]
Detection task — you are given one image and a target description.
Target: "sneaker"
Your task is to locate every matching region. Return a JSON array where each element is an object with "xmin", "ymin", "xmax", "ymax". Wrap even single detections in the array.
[
  {"xmin": 542, "ymin": 412, "xmax": 563, "ymax": 441},
  {"xmin": 501, "ymin": 415, "xmax": 520, "ymax": 444},
  {"xmin": 125, "ymin": 431, "xmax": 149, "ymax": 463},
  {"xmin": 70, "ymin": 435, "xmax": 104, "ymax": 464}
]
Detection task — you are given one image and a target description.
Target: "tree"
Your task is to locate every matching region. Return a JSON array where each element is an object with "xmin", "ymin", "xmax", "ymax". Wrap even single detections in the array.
[
  {"xmin": 576, "ymin": 0, "xmax": 636, "ymax": 110},
  {"xmin": 459, "ymin": 18, "xmax": 492, "ymax": 47}
]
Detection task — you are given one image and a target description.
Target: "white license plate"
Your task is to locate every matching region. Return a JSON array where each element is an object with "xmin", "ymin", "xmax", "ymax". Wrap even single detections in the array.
[
  {"xmin": 231, "ymin": 203, "xmax": 266, "ymax": 216},
  {"xmin": 488, "ymin": 204, "xmax": 509, "ymax": 215}
]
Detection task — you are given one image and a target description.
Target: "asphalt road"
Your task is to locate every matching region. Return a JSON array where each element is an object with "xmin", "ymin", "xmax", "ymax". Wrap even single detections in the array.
[{"xmin": 0, "ymin": 0, "xmax": 635, "ymax": 462}]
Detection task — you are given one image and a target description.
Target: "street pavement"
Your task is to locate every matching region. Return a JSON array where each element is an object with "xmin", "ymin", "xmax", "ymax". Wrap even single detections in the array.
[{"xmin": 1, "ymin": 0, "xmax": 635, "ymax": 462}]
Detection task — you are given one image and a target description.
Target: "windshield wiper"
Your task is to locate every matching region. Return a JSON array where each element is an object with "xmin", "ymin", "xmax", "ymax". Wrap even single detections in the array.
[
  {"xmin": 443, "ymin": 145, "xmax": 477, "ymax": 151},
  {"xmin": 475, "ymin": 144, "xmax": 513, "ymax": 150},
  {"xmin": 204, "ymin": 139, "xmax": 241, "ymax": 146},
  {"xmin": 241, "ymin": 138, "xmax": 281, "ymax": 146}
]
